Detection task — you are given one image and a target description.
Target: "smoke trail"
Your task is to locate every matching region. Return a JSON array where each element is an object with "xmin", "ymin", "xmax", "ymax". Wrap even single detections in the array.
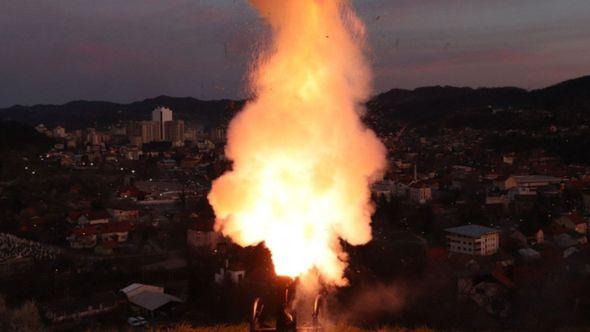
[{"xmin": 208, "ymin": 0, "xmax": 386, "ymax": 286}]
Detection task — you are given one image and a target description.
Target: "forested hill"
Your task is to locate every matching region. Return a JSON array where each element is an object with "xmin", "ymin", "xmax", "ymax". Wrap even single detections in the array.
[{"xmin": 1, "ymin": 75, "xmax": 589, "ymax": 129}]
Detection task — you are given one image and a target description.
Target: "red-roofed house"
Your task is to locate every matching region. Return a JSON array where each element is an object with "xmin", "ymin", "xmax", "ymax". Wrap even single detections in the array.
[
  {"xmin": 67, "ymin": 211, "xmax": 84, "ymax": 224},
  {"xmin": 68, "ymin": 221, "xmax": 134, "ymax": 249},
  {"xmin": 100, "ymin": 221, "xmax": 133, "ymax": 242},
  {"xmin": 67, "ymin": 210, "xmax": 110, "ymax": 225}
]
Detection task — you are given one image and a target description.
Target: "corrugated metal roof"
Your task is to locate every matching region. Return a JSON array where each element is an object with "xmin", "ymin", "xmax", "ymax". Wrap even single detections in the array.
[
  {"xmin": 129, "ymin": 291, "xmax": 181, "ymax": 312},
  {"xmin": 120, "ymin": 283, "xmax": 143, "ymax": 295}
]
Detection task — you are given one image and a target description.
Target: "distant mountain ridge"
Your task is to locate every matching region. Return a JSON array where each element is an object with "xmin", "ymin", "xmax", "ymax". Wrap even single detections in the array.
[
  {"xmin": 370, "ymin": 75, "xmax": 590, "ymax": 123},
  {"xmin": 1, "ymin": 75, "xmax": 588, "ymax": 129},
  {"xmin": 0, "ymin": 96, "xmax": 244, "ymax": 129}
]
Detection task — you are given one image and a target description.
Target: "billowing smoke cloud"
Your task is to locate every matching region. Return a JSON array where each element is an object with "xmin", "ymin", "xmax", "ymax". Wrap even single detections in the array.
[
  {"xmin": 208, "ymin": 0, "xmax": 386, "ymax": 286},
  {"xmin": 334, "ymin": 282, "xmax": 407, "ymax": 324}
]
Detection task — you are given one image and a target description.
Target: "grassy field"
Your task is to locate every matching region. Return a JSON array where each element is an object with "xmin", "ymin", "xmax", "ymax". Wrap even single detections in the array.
[
  {"xmin": 156, "ymin": 323, "xmax": 435, "ymax": 332},
  {"xmin": 151, "ymin": 324, "xmax": 590, "ymax": 332}
]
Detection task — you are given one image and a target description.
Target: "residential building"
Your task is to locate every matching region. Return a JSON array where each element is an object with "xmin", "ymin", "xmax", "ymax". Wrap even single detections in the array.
[
  {"xmin": 196, "ymin": 139, "xmax": 215, "ymax": 152},
  {"xmin": 99, "ymin": 221, "xmax": 133, "ymax": 242},
  {"xmin": 140, "ymin": 121, "xmax": 161, "ymax": 143},
  {"xmin": 502, "ymin": 153, "xmax": 515, "ymax": 165},
  {"xmin": 372, "ymin": 180, "xmax": 394, "ymax": 201},
  {"xmin": 120, "ymin": 283, "xmax": 182, "ymax": 317},
  {"xmin": 121, "ymin": 145, "xmax": 141, "ymax": 160},
  {"xmin": 187, "ymin": 228, "xmax": 225, "ymax": 251},
  {"xmin": 503, "ymin": 175, "xmax": 562, "ymax": 191},
  {"xmin": 554, "ymin": 233, "xmax": 588, "ymax": 248},
  {"xmin": 485, "ymin": 192, "xmax": 508, "ymax": 206},
  {"xmin": 164, "ymin": 120, "xmax": 185, "ymax": 143},
  {"xmin": 518, "ymin": 248, "xmax": 541, "ymax": 262},
  {"xmin": 210, "ymin": 126, "xmax": 226, "ymax": 143},
  {"xmin": 214, "ymin": 260, "xmax": 246, "ymax": 285},
  {"xmin": 554, "ymin": 213, "xmax": 588, "ymax": 234},
  {"xmin": 129, "ymin": 135, "xmax": 143, "ymax": 147},
  {"xmin": 183, "ymin": 127, "xmax": 197, "ymax": 141},
  {"xmin": 126, "ymin": 122, "xmax": 142, "ymax": 140},
  {"xmin": 446, "ymin": 225, "xmax": 500, "ymax": 256},
  {"xmin": 67, "ymin": 221, "xmax": 133, "ymax": 248},
  {"xmin": 135, "ymin": 180, "xmax": 183, "ymax": 200},
  {"xmin": 108, "ymin": 208, "xmax": 139, "ymax": 222},
  {"xmin": 87, "ymin": 131, "xmax": 103, "ymax": 146},
  {"xmin": 67, "ymin": 210, "xmax": 111, "ymax": 225},
  {"xmin": 67, "ymin": 228, "xmax": 98, "ymax": 249},
  {"xmin": 409, "ymin": 182, "xmax": 434, "ymax": 204}
]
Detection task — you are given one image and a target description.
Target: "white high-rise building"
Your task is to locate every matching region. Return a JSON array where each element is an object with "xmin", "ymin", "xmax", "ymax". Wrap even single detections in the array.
[{"xmin": 151, "ymin": 107, "xmax": 173, "ymax": 140}]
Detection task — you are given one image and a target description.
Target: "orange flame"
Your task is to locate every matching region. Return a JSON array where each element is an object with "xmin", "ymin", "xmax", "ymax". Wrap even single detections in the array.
[{"xmin": 208, "ymin": 0, "xmax": 386, "ymax": 286}]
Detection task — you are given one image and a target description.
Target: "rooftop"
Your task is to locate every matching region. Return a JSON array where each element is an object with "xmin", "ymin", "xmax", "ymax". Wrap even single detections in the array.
[
  {"xmin": 510, "ymin": 175, "xmax": 562, "ymax": 184},
  {"xmin": 445, "ymin": 224, "xmax": 499, "ymax": 238},
  {"xmin": 129, "ymin": 291, "xmax": 181, "ymax": 312},
  {"xmin": 562, "ymin": 212, "xmax": 587, "ymax": 225},
  {"xmin": 71, "ymin": 221, "xmax": 133, "ymax": 237}
]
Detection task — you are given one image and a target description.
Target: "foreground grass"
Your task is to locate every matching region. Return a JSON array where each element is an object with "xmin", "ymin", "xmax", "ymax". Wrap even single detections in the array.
[
  {"xmin": 158, "ymin": 324, "xmax": 249, "ymax": 332},
  {"xmin": 156, "ymin": 323, "xmax": 435, "ymax": 332},
  {"xmin": 158, "ymin": 324, "xmax": 248, "ymax": 332},
  {"xmin": 154, "ymin": 326, "xmax": 590, "ymax": 332}
]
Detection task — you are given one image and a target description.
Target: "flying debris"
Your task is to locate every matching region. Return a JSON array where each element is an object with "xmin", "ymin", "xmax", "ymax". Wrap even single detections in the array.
[{"xmin": 209, "ymin": 0, "xmax": 386, "ymax": 289}]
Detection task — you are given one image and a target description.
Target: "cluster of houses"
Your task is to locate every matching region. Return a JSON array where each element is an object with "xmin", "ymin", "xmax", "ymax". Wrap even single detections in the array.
[
  {"xmin": 442, "ymin": 210, "xmax": 590, "ymax": 318},
  {"xmin": 13, "ymin": 105, "xmax": 590, "ymax": 328},
  {"xmin": 444, "ymin": 211, "xmax": 589, "ymax": 258},
  {"xmin": 66, "ymin": 209, "xmax": 137, "ymax": 250},
  {"xmin": 372, "ymin": 173, "xmax": 567, "ymax": 207},
  {"xmin": 185, "ymin": 217, "xmax": 247, "ymax": 285},
  {"xmin": 37, "ymin": 107, "xmax": 224, "ymax": 169},
  {"xmin": 371, "ymin": 130, "xmax": 590, "ymax": 320}
]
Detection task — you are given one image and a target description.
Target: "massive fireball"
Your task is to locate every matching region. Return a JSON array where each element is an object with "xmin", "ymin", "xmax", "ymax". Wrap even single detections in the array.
[{"xmin": 208, "ymin": 0, "xmax": 386, "ymax": 286}]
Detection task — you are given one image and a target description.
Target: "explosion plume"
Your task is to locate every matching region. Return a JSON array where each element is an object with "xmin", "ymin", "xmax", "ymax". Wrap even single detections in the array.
[{"xmin": 208, "ymin": 0, "xmax": 386, "ymax": 286}]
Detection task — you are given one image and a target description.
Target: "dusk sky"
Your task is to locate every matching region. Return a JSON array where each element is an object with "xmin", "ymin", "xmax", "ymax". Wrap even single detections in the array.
[{"xmin": 1, "ymin": 0, "xmax": 589, "ymax": 107}]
